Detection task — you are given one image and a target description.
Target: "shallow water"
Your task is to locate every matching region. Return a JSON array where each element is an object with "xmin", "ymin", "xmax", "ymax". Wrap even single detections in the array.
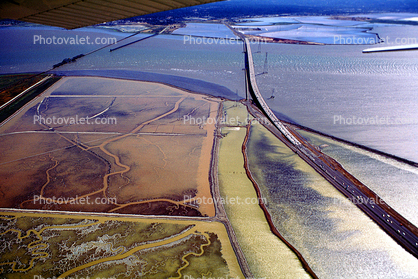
[
  {"xmin": 1, "ymin": 20, "xmax": 417, "ymax": 161},
  {"xmin": 218, "ymin": 126, "xmax": 310, "ymax": 278},
  {"xmin": 247, "ymin": 123, "xmax": 418, "ymax": 278},
  {"xmin": 172, "ymin": 23, "xmax": 239, "ymax": 39},
  {"xmin": 253, "ymin": 24, "xmax": 418, "ymax": 162},
  {"xmin": 299, "ymin": 129, "xmax": 418, "ymax": 227}
]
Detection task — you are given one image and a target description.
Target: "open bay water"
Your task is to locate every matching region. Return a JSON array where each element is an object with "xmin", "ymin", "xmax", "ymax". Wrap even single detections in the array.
[
  {"xmin": 253, "ymin": 24, "xmax": 418, "ymax": 163},
  {"xmin": 2, "ymin": 17, "xmax": 418, "ymax": 278},
  {"xmin": 50, "ymin": 32, "xmax": 246, "ymax": 99},
  {"xmin": 1, "ymin": 23, "xmax": 417, "ymax": 162},
  {"xmin": 0, "ymin": 26, "xmax": 245, "ymax": 100},
  {"xmin": 0, "ymin": 26, "xmax": 127, "ymax": 73},
  {"xmin": 1, "ymin": 23, "xmax": 417, "ymax": 217}
]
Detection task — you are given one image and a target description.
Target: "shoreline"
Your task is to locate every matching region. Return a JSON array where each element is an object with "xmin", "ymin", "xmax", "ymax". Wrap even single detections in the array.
[
  {"xmin": 4, "ymin": 71, "xmax": 416, "ymax": 168},
  {"xmin": 51, "ymin": 69, "xmax": 241, "ymax": 100},
  {"xmin": 285, "ymin": 121, "xmax": 418, "ymax": 168},
  {"xmin": 246, "ymin": 98, "xmax": 418, "ymax": 258},
  {"xmin": 241, "ymin": 121, "xmax": 318, "ymax": 279}
]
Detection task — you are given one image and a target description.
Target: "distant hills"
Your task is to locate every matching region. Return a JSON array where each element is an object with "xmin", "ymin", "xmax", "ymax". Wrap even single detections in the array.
[{"xmin": 132, "ymin": 0, "xmax": 418, "ymax": 24}]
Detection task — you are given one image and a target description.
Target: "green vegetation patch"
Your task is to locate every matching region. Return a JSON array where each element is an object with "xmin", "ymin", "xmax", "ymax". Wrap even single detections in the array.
[
  {"xmin": 0, "ymin": 214, "xmax": 231, "ymax": 279},
  {"xmin": 0, "ymin": 74, "xmax": 60, "ymax": 123}
]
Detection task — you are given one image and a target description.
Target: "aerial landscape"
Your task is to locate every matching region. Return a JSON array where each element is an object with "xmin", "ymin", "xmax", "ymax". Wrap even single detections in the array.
[{"xmin": 0, "ymin": 0, "xmax": 418, "ymax": 278}]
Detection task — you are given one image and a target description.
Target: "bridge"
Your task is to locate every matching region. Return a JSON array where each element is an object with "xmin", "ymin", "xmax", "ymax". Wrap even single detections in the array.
[{"xmin": 226, "ymin": 23, "xmax": 418, "ymax": 259}]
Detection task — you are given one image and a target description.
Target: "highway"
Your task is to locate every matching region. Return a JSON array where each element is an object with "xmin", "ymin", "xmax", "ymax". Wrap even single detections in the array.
[{"xmin": 226, "ymin": 23, "xmax": 418, "ymax": 259}]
